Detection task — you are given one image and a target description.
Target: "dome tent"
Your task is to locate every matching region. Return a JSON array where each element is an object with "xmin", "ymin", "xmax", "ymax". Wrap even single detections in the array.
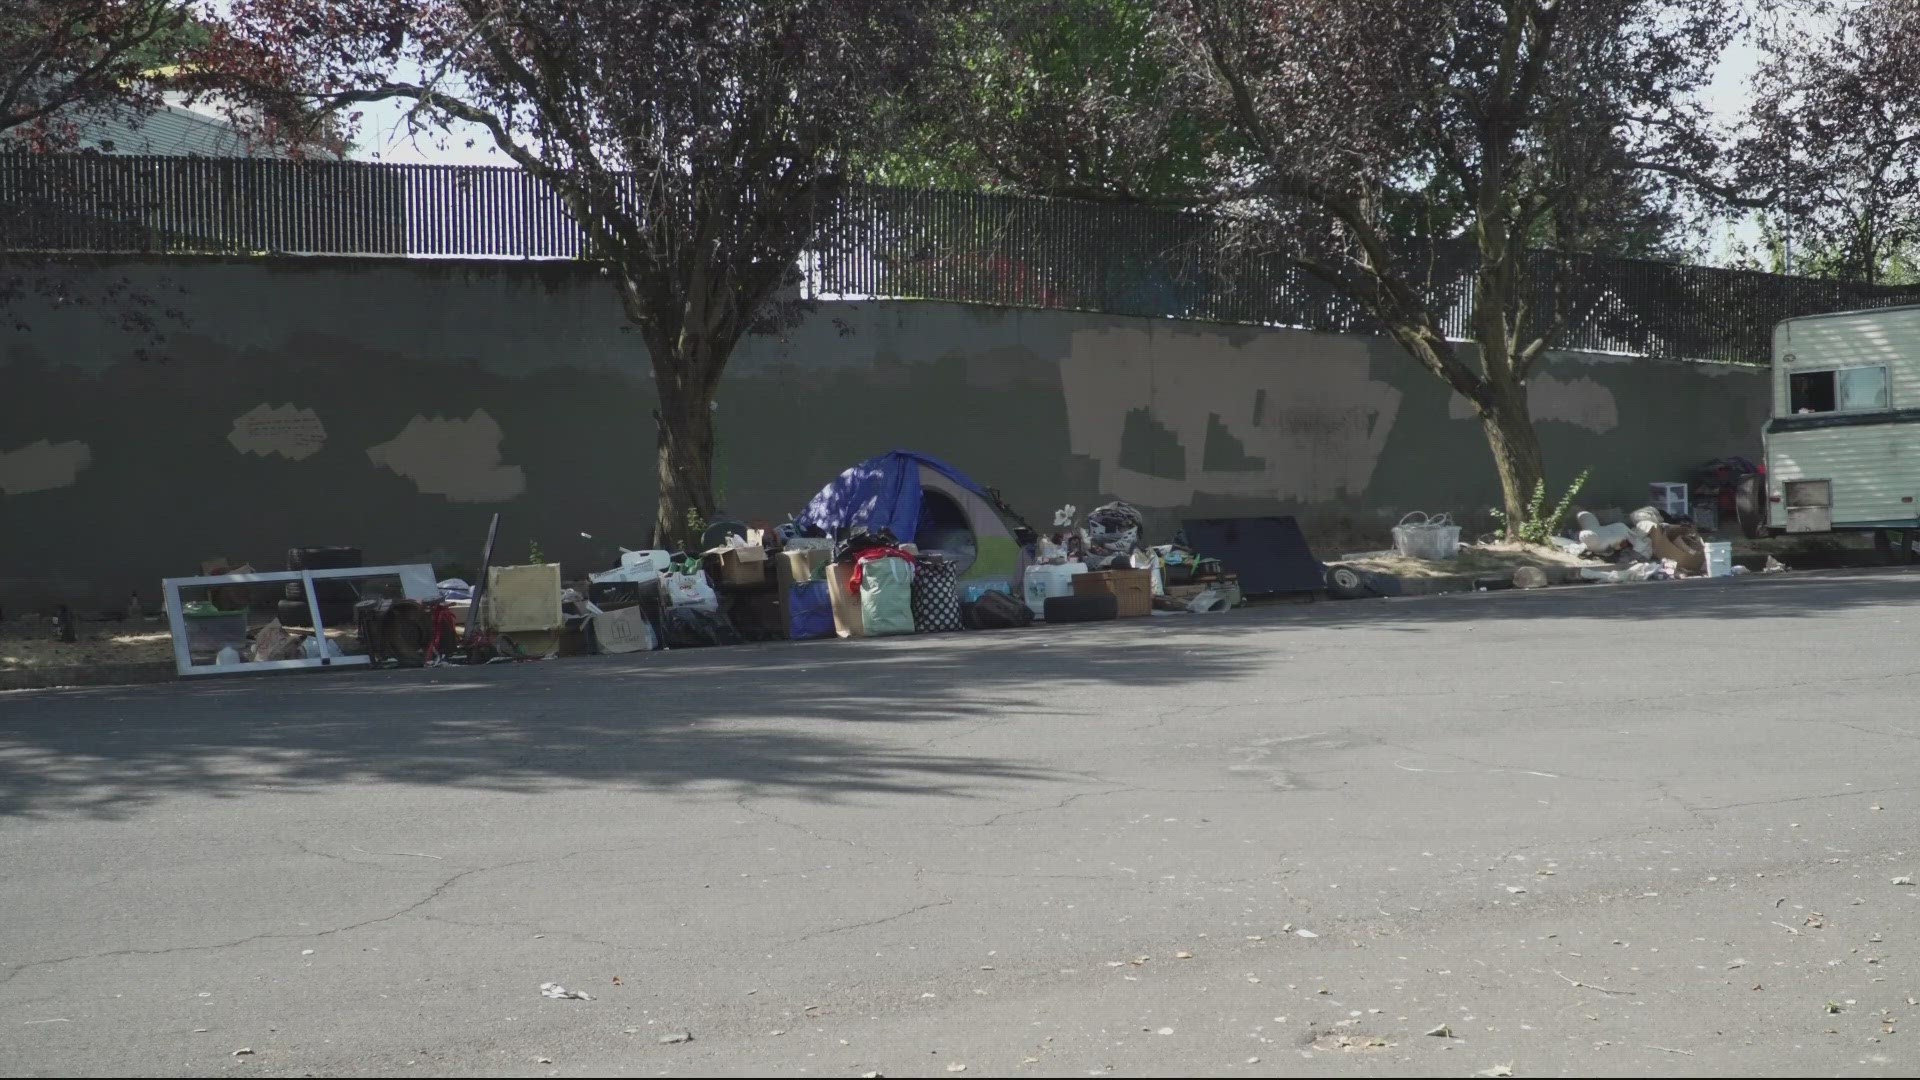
[{"xmin": 796, "ymin": 451, "xmax": 1028, "ymax": 583}]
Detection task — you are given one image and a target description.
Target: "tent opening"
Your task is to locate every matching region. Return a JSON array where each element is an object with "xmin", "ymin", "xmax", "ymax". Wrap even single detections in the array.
[{"xmin": 915, "ymin": 488, "xmax": 978, "ymax": 576}]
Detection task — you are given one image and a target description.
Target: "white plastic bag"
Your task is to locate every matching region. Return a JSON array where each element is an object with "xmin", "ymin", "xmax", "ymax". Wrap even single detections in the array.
[
  {"xmin": 663, "ymin": 570, "xmax": 719, "ymax": 612},
  {"xmin": 1129, "ymin": 549, "xmax": 1165, "ymax": 595},
  {"xmin": 1022, "ymin": 561, "xmax": 1087, "ymax": 618},
  {"xmin": 301, "ymin": 635, "xmax": 343, "ymax": 659}
]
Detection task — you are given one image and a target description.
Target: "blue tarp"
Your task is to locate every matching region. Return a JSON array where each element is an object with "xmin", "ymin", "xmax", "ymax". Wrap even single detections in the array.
[{"xmin": 796, "ymin": 451, "xmax": 993, "ymax": 544}]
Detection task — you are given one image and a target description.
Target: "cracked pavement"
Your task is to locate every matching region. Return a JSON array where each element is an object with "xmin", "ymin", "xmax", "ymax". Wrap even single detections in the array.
[{"xmin": 3, "ymin": 569, "xmax": 1919, "ymax": 1076}]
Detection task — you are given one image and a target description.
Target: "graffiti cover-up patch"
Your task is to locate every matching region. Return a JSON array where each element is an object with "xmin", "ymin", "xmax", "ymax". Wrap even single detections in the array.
[
  {"xmin": 0, "ymin": 439, "xmax": 92, "ymax": 495},
  {"xmin": 228, "ymin": 403, "xmax": 328, "ymax": 461},
  {"xmin": 366, "ymin": 409, "xmax": 526, "ymax": 502},
  {"xmin": 1448, "ymin": 371, "xmax": 1619, "ymax": 434},
  {"xmin": 1061, "ymin": 326, "xmax": 1402, "ymax": 507}
]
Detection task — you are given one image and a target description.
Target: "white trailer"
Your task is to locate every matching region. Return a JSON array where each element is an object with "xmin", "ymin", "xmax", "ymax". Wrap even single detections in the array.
[{"xmin": 1764, "ymin": 303, "xmax": 1920, "ymax": 538}]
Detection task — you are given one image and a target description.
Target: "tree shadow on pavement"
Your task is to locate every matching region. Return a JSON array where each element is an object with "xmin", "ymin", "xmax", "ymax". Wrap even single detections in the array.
[
  {"xmin": 5, "ymin": 568, "xmax": 1911, "ymax": 821},
  {"xmin": 0, "ymin": 630, "xmax": 1260, "ymax": 821}
]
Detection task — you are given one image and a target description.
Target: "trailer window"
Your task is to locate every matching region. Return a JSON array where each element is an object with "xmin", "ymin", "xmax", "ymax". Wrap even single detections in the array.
[{"xmin": 1790, "ymin": 366, "xmax": 1889, "ymax": 414}]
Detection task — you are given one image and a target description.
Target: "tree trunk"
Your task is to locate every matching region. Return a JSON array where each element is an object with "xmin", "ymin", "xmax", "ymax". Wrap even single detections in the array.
[
  {"xmin": 1480, "ymin": 375, "xmax": 1546, "ymax": 535},
  {"xmin": 652, "ymin": 361, "xmax": 719, "ymax": 553}
]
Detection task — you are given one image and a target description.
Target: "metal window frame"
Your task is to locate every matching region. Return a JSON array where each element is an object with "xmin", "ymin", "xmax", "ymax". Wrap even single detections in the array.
[
  {"xmin": 1786, "ymin": 363, "xmax": 1893, "ymax": 416},
  {"xmin": 161, "ymin": 564, "xmax": 437, "ymax": 678}
]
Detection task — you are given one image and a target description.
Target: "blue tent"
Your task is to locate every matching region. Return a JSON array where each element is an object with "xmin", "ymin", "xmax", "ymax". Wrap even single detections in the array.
[{"xmin": 796, "ymin": 451, "xmax": 1023, "ymax": 581}]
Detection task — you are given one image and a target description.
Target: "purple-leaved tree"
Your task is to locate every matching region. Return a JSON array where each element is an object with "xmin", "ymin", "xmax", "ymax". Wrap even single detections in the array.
[{"xmin": 214, "ymin": 0, "xmax": 948, "ymax": 547}]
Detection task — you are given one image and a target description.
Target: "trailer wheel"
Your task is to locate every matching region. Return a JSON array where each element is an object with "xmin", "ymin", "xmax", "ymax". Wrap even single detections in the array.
[
  {"xmin": 1735, "ymin": 475, "xmax": 1772, "ymax": 540},
  {"xmin": 1326, "ymin": 565, "xmax": 1371, "ymax": 600}
]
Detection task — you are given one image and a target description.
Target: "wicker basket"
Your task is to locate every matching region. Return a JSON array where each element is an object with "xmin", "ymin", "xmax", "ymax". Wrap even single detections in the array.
[{"xmin": 1071, "ymin": 568, "xmax": 1154, "ymax": 618}]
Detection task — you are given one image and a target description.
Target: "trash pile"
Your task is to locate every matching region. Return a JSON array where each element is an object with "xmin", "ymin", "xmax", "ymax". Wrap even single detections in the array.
[
  {"xmin": 1562, "ymin": 505, "xmax": 1733, "ymax": 584},
  {"xmin": 153, "ymin": 450, "xmax": 1325, "ymax": 679},
  {"xmin": 1027, "ymin": 501, "xmax": 1241, "ymax": 618}
]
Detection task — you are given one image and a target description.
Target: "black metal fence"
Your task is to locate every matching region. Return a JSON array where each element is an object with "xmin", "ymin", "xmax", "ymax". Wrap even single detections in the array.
[{"xmin": 6, "ymin": 153, "xmax": 1918, "ymax": 364}]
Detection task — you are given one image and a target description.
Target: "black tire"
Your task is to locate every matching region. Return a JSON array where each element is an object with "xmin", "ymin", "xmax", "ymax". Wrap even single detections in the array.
[
  {"xmin": 1325, "ymin": 565, "xmax": 1372, "ymax": 600},
  {"xmin": 700, "ymin": 521, "xmax": 748, "ymax": 550},
  {"xmin": 285, "ymin": 547, "xmax": 365, "ymax": 603},
  {"xmin": 286, "ymin": 546, "xmax": 363, "ymax": 571},
  {"xmin": 1043, "ymin": 594, "xmax": 1119, "ymax": 623},
  {"xmin": 276, "ymin": 598, "xmax": 357, "ymax": 630}
]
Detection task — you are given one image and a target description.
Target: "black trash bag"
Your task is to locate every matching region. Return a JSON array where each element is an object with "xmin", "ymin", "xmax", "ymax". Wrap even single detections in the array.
[
  {"xmin": 832, "ymin": 527, "xmax": 900, "ymax": 564},
  {"xmin": 661, "ymin": 606, "xmax": 743, "ymax": 649}
]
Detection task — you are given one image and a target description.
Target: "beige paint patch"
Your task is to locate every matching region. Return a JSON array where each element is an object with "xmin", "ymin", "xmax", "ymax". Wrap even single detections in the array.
[
  {"xmin": 1447, "ymin": 372, "xmax": 1619, "ymax": 433},
  {"xmin": 228, "ymin": 403, "xmax": 327, "ymax": 460},
  {"xmin": 0, "ymin": 439, "xmax": 92, "ymax": 495},
  {"xmin": 1061, "ymin": 326, "xmax": 1402, "ymax": 506},
  {"xmin": 366, "ymin": 409, "xmax": 525, "ymax": 502}
]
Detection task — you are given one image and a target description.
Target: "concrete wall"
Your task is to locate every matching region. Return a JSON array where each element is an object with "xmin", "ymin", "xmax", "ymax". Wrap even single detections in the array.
[{"xmin": 0, "ymin": 255, "xmax": 1770, "ymax": 611}]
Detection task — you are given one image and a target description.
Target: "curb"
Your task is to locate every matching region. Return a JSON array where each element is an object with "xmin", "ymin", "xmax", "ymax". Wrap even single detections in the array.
[
  {"xmin": 0, "ymin": 662, "xmax": 176, "ymax": 692},
  {"xmin": 1330, "ymin": 562, "xmax": 1590, "ymax": 598}
]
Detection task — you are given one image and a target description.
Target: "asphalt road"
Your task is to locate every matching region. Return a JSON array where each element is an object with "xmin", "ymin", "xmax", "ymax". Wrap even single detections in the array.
[{"xmin": 3, "ymin": 571, "xmax": 1919, "ymax": 1078}]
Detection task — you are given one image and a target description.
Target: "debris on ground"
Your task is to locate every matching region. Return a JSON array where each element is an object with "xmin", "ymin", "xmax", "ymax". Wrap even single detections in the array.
[
  {"xmin": 0, "ymin": 619, "xmax": 171, "ymax": 670},
  {"xmin": 1336, "ymin": 541, "xmax": 1588, "ymax": 581},
  {"xmin": 539, "ymin": 982, "xmax": 591, "ymax": 1001},
  {"xmin": 657, "ymin": 1030, "xmax": 693, "ymax": 1044}
]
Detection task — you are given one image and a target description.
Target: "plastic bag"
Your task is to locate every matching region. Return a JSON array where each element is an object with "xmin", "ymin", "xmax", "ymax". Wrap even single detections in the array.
[
  {"xmin": 1129, "ymin": 550, "xmax": 1165, "ymax": 595},
  {"xmin": 788, "ymin": 580, "xmax": 835, "ymax": 640},
  {"xmin": 661, "ymin": 606, "xmax": 742, "ymax": 648},
  {"xmin": 1022, "ymin": 561, "xmax": 1086, "ymax": 618},
  {"xmin": 662, "ymin": 570, "xmax": 719, "ymax": 612},
  {"xmin": 858, "ymin": 556, "xmax": 916, "ymax": 636},
  {"xmin": 1084, "ymin": 501, "xmax": 1144, "ymax": 567},
  {"xmin": 301, "ymin": 635, "xmax": 344, "ymax": 659}
]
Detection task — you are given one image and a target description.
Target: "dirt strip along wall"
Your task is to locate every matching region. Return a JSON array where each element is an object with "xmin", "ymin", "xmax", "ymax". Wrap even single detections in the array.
[{"xmin": 0, "ymin": 254, "xmax": 1769, "ymax": 612}]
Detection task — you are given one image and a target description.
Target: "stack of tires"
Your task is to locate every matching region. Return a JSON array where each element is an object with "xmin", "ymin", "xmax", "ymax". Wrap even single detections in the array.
[{"xmin": 276, "ymin": 546, "xmax": 364, "ymax": 629}]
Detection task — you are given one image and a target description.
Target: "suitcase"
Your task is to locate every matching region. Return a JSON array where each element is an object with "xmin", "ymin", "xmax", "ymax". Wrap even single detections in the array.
[{"xmin": 963, "ymin": 588, "xmax": 1033, "ymax": 630}]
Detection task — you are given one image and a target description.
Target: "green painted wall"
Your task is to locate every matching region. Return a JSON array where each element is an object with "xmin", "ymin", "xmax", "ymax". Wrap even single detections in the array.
[{"xmin": 0, "ymin": 255, "xmax": 1769, "ymax": 610}]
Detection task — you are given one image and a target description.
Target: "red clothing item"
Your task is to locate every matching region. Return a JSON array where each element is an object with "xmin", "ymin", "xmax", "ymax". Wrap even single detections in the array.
[{"xmin": 846, "ymin": 547, "xmax": 917, "ymax": 593}]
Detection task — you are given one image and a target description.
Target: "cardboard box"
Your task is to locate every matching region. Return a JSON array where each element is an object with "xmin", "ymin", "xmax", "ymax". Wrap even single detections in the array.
[
  {"xmin": 703, "ymin": 543, "xmax": 770, "ymax": 588},
  {"xmin": 591, "ymin": 605, "xmax": 655, "ymax": 654},
  {"xmin": 484, "ymin": 563, "xmax": 563, "ymax": 633},
  {"xmin": 826, "ymin": 562, "xmax": 865, "ymax": 639},
  {"xmin": 782, "ymin": 545, "xmax": 832, "ymax": 583}
]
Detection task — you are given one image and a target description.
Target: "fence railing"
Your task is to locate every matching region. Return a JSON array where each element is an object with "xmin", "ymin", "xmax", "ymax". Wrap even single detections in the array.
[{"xmin": 6, "ymin": 152, "xmax": 1918, "ymax": 364}]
